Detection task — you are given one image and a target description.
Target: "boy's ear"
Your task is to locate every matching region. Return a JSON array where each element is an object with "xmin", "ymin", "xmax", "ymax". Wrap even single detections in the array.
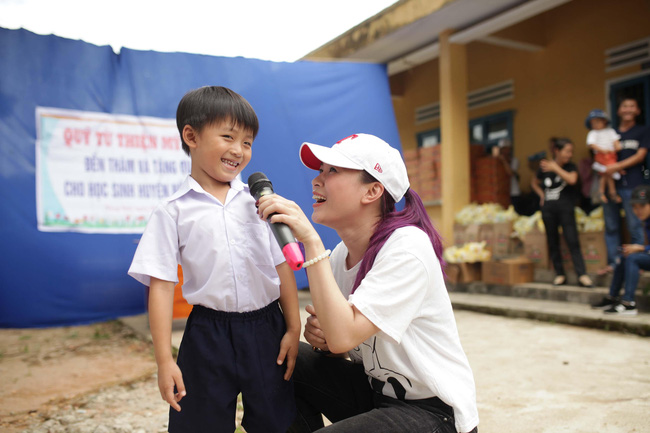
[
  {"xmin": 182, "ymin": 125, "xmax": 199, "ymax": 150},
  {"xmin": 361, "ymin": 182, "xmax": 384, "ymax": 205}
]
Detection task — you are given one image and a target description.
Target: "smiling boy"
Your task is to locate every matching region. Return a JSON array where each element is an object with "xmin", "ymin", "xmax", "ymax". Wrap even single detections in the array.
[{"xmin": 128, "ymin": 86, "xmax": 299, "ymax": 433}]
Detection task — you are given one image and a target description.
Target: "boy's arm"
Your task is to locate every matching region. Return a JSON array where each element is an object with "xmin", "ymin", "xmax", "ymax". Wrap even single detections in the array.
[
  {"xmin": 149, "ymin": 277, "xmax": 186, "ymax": 411},
  {"xmin": 614, "ymin": 139, "xmax": 622, "ymax": 152},
  {"xmin": 275, "ymin": 261, "xmax": 301, "ymax": 380}
]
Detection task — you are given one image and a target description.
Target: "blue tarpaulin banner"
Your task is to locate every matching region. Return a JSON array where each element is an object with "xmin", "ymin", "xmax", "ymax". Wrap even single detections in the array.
[{"xmin": 0, "ymin": 27, "xmax": 401, "ymax": 328}]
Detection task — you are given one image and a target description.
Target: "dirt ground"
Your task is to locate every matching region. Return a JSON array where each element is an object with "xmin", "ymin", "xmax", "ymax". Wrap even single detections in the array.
[
  {"xmin": 0, "ymin": 320, "xmax": 157, "ymax": 432},
  {"xmin": 1, "ymin": 309, "xmax": 649, "ymax": 432}
]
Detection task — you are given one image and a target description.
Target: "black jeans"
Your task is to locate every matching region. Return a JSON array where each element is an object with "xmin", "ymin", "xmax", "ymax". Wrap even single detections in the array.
[
  {"xmin": 287, "ymin": 342, "xmax": 460, "ymax": 433},
  {"xmin": 542, "ymin": 204, "xmax": 586, "ymax": 276}
]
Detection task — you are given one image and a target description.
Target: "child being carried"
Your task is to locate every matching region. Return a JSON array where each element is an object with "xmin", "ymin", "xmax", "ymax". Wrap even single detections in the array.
[{"xmin": 586, "ymin": 109, "xmax": 622, "ymax": 203}]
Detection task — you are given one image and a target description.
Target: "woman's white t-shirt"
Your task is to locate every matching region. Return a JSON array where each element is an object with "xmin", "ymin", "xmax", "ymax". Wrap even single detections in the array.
[{"xmin": 330, "ymin": 226, "xmax": 479, "ymax": 433}]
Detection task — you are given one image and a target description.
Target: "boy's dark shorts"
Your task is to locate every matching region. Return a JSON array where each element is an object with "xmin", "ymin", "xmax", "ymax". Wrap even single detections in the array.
[{"xmin": 168, "ymin": 300, "xmax": 296, "ymax": 433}]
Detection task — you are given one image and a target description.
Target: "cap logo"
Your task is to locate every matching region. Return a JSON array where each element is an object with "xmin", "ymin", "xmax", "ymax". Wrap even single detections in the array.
[
  {"xmin": 336, "ymin": 134, "xmax": 358, "ymax": 144},
  {"xmin": 374, "ymin": 163, "xmax": 383, "ymax": 173}
]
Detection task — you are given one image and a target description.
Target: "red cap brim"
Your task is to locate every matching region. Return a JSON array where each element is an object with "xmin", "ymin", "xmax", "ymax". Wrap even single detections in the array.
[{"xmin": 300, "ymin": 143, "xmax": 322, "ymax": 170}]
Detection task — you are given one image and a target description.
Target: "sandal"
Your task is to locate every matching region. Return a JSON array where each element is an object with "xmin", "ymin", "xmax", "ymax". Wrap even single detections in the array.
[
  {"xmin": 578, "ymin": 275, "xmax": 594, "ymax": 288},
  {"xmin": 553, "ymin": 275, "xmax": 567, "ymax": 286}
]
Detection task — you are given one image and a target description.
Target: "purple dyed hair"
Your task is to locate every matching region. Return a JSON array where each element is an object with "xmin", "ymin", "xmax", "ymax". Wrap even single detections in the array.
[{"xmin": 351, "ymin": 171, "xmax": 446, "ymax": 294}]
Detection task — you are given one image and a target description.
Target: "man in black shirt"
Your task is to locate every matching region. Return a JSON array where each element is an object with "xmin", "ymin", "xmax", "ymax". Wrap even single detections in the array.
[{"xmin": 600, "ymin": 98, "xmax": 650, "ymax": 275}]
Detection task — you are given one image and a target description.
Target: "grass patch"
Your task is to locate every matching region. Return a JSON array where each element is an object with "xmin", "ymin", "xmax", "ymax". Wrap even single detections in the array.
[{"xmin": 93, "ymin": 328, "xmax": 110, "ymax": 340}]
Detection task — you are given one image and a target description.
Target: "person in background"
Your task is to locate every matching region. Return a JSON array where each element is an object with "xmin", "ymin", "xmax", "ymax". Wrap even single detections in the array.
[
  {"xmin": 585, "ymin": 109, "xmax": 622, "ymax": 203},
  {"xmin": 531, "ymin": 138, "xmax": 594, "ymax": 288},
  {"xmin": 598, "ymin": 98, "xmax": 650, "ymax": 276},
  {"xmin": 128, "ymin": 86, "xmax": 300, "ymax": 433},
  {"xmin": 517, "ymin": 151, "xmax": 548, "ymax": 216},
  {"xmin": 258, "ymin": 133, "xmax": 479, "ymax": 433},
  {"xmin": 592, "ymin": 184, "xmax": 650, "ymax": 316},
  {"xmin": 493, "ymin": 139, "xmax": 522, "ymax": 214},
  {"xmin": 577, "ymin": 149, "xmax": 600, "ymax": 214}
]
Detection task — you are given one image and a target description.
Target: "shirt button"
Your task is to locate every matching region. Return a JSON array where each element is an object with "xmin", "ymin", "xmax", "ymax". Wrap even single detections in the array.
[{"xmin": 230, "ymin": 239, "xmax": 236, "ymax": 245}]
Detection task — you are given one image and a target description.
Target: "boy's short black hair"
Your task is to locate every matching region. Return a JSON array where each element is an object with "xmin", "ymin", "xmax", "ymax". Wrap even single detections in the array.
[
  {"xmin": 618, "ymin": 96, "xmax": 640, "ymax": 108},
  {"xmin": 176, "ymin": 86, "xmax": 259, "ymax": 156}
]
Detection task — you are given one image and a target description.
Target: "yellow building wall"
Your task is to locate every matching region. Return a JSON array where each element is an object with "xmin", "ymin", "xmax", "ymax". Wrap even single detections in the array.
[{"xmin": 390, "ymin": 0, "xmax": 650, "ymax": 229}]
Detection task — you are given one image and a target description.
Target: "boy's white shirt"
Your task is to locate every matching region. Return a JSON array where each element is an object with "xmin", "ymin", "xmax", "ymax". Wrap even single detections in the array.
[
  {"xmin": 128, "ymin": 175, "xmax": 285, "ymax": 312},
  {"xmin": 587, "ymin": 128, "xmax": 621, "ymax": 152},
  {"xmin": 330, "ymin": 226, "xmax": 479, "ymax": 433}
]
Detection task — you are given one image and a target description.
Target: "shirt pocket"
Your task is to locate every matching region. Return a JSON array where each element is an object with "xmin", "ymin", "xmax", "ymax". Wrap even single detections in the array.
[{"xmin": 244, "ymin": 222, "xmax": 280, "ymax": 283}]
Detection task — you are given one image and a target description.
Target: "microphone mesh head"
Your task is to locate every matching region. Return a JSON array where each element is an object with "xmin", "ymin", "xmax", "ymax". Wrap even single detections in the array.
[{"xmin": 247, "ymin": 172, "xmax": 274, "ymax": 198}]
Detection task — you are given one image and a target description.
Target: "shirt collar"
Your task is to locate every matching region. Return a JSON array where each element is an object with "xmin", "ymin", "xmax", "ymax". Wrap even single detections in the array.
[
  {"xmin": 168, "ymin": 175, "xmax": 247, "ymax": 202},
  {"xmin": 230, "ymin": 176, "xmax": 245, "ymax": 192}
]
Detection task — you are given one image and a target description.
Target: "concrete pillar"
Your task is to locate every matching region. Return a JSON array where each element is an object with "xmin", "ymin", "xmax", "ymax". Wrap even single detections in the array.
[{"xmin": 439, "ymin": 29, "xmax": 470, "ymax": 246}]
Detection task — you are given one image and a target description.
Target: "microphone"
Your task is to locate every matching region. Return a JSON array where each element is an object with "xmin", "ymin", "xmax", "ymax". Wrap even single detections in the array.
[{"xmin": 247, "ymin": 172, "xmax": 304, "ymax": 271}]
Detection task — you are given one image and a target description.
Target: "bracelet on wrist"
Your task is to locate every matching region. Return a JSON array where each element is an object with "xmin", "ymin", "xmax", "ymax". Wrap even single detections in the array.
[{"xmin": 302, "ymin": 249, "xmax": 331, "ymax": 268}]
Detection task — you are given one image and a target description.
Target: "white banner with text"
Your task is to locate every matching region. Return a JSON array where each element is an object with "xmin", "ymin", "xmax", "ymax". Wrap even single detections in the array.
[{"xmin": 36, "ymin": 107, "xmax": 190, "ymax": 233}]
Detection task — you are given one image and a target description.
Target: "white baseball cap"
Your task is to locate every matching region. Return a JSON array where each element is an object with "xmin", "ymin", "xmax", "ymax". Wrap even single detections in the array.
[{"xmin": 299, "ymin": 133, "xmax": 410, "ymax": 202}]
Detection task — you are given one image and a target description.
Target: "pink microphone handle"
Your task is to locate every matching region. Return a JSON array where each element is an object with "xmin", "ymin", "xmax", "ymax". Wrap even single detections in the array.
[{"xmin": 282, "ymin": 243, "xmax": 304, "ymax": 271}]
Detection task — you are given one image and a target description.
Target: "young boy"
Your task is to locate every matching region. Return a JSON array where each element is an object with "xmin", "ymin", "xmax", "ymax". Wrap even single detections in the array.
[
  {"xmin": 128, "ymin": 86, "xmax": 300, "ymax": 433},
  {"xmin": 592, "ymin": 184, "xmax": 650, "ymax": 316},
  {"xmin": 585, "ymin": 109, "xmax": 622, "ymax": 203}
]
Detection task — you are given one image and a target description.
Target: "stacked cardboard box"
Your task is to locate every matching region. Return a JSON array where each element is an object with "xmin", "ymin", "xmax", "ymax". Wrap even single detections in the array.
[
  {"xmin": 403, "ymin": 146, "xmax": 442, "ymax": 202},
  {"xmin": 522, "ymin": 228, "xmax": 607, "ymax": 273},
  {"xmin": 453, "ymin": 223, "xmax": 480, "ymax": 246},
  {"xmin": 469, "ymin": 145, "xmax": 486, "ymax": 203},
  {"xmin": 453, "ymin": 221, "xmax": 514, "ymax": 258},
  {"xmin": 523, "ymin": 228, "xmax": 549, "ymax": 269},
  {"xmin": 446, "ymin": 262, "xmax": 482, "ymax": 284},
  {"xmin": 579, "ymin": 231, "xmax": 607, "ymax": 273},
  {"xmin": 473, "ymin": 156, "xmax": 510, "ymax": 208},
  {"xmin": 403, "ymin": 148, "xmax": 420, "ymax": 193},
  {"xmin": 558, "ymin": 231, "xmax": 607, "ymax": 273},
  {"xmin": 405, "ymin": 144, "xmax": 487, "ymax": 204},
  {"xmin": 418, "ymin": 145, "xmax": 441, "ymax": 202},
  {"xmin": 482, "ymin": 257, "xmax": 534, "ymax": 285}
]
